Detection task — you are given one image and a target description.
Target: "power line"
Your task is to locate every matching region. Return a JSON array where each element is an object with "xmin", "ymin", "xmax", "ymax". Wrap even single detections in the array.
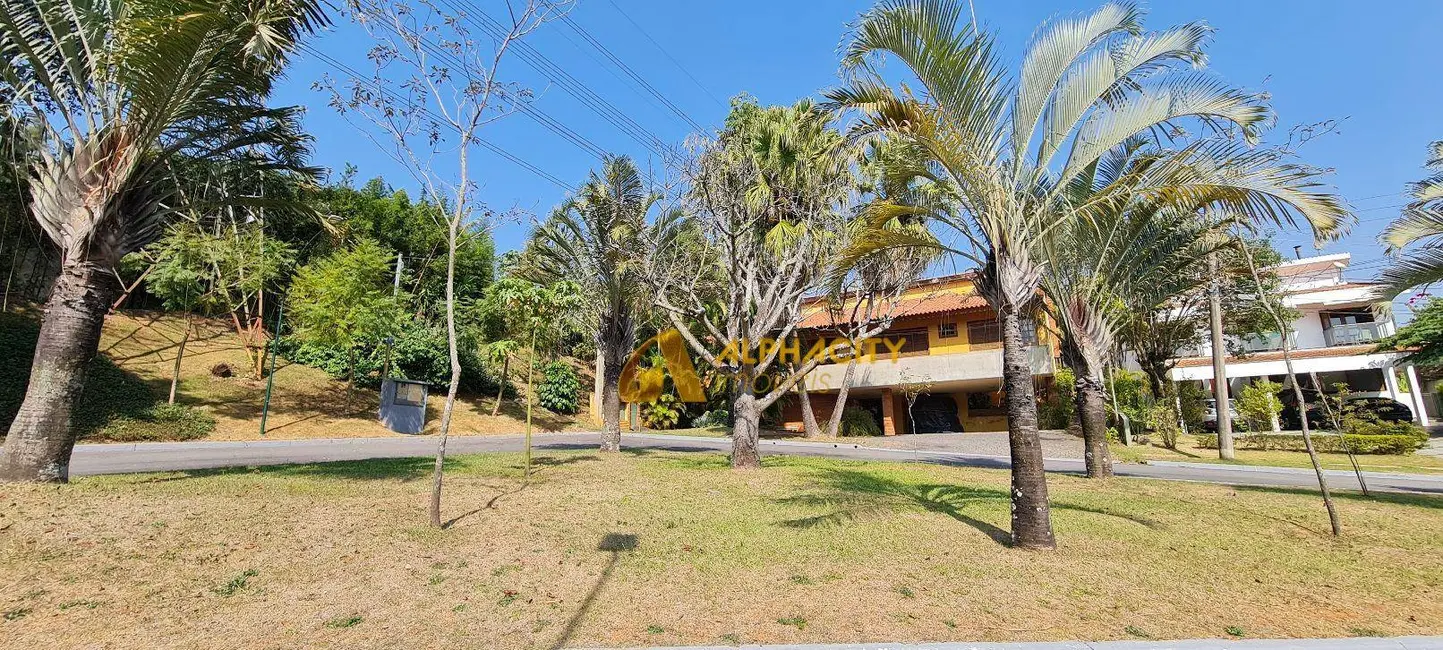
[
  {"xmin": 445, "ymin": 0, "xmax": 676, "ymax": 160},
  {"xmin": 603, "ymin": 0, "xmax": 726, "ymax": 108},
  {"xmin": 301, "ymin": 43, "xmax": 577, "ymax": 192},
  {"xmin": 557, "ymin": 12, "xmax": 706, "ymax": 133}
]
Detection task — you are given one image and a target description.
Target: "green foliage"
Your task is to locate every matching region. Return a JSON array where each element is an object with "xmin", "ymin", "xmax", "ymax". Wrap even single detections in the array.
[
  {"xmin": 1039, "ymin": 367, "xmax": 1076, "ymax": 429},
  {"xmin": 1376, "ymin": 297, "xmax": 1443, "ymax": 367},
  {"xmin": 95, "ymin": 404, "xmax": 215, "ymax": 442},
  {"xmin": 839, "ymin": 407, "xmax": 882, "ymax": 437},
  {"xmin": 692, "ymin": 409, "xmax": 729, "ymax": 428},
  {"xmin": 1236, "ymin": 379, "xmax": 1283, "ymax": 432},
  {"xmin": 1148, "ymin": 404, "xmax": 1182, "ymax": 450},
  {"xmin": 1342, "ymin": 417, "xmax": 1429, "ymax": 447},
  {"xmin": 1174, "ymin": 381, "xmax": 1209, "ymax": 432},
  {"xmin": 279, "ymin": 321, "xmax": 498, "ymax": 393},
  {"xmin": 641, "ymin": 393, "xmax": 682, "ymax": 430},
  {"xmin": 536, "ymin": 362, "xmax": 581, "ymax": 414},
  {"xmin": 287, "ymin": 240, "xmax": 406, "ymax": 354},
  {"xmin": 1104, "ymin": 369, "xmax": 1148, "ymax": 427},
  {"xmin": 1195, "ymin": 433, "xmax": 1425, "ymax": 455},
  {"xmin": 1220, "ymin": 237, "xmax": 1301, "ymax": 357}
]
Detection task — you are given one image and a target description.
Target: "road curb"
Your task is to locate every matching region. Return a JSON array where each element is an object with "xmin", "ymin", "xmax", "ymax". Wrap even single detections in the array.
[
  {"xmin": 599, "ymin": 635, "xmax": 1443, "ymax": 649},
  {"xmin": 1143, "ymin": 460, "xmax": 1443, "ymax": 484}
]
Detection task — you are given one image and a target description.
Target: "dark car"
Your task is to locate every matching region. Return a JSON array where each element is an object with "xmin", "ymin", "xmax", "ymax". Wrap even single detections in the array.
[{"xmin": 1280, "ymin": 396, "xmax": 1412, "ymax": 429}]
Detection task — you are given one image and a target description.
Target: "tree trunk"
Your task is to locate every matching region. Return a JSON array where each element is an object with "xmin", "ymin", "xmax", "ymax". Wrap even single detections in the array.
[
  {"xmin": 429, "ymin": 220, "xmax": 462, "ymax": 528},
  {"xmin": 999, "ymin": 301, "xmax": 1055, "ymax": 550},
  {"xmin": 1074, "ymin": 370, "xmax": 1113, "ymax": 479},
  {"xmin": 490, "ymin": 355, "xmax": 509, "ymax": 416},
  {"xmin": 1209, "ymin": 256, "xmax": 1236, "ymax": 460},
  {"xmin": 599, "ymin": 347, "xmax": 622, "ymax": 452},
  {"xmin": 824, "ymin": 355, "xmax": 859, "ymax": 437},
  {"xmin": 731, "ymin": 378, "xmax": 762, "ymax": 469},
  {"xmin": 0, "ymin": 261, "xmax": 114, "ymax": 482},
  {"xmin": 597, "ymin": 315, "xmax": 630, "ymax": 453},
  {"xmin": 168, "ymin": 315, "xmax": 193, "ymax": 405},
  {"xmin": 797, "ymin": 369, "xmax": 822, "ymax": 438}
]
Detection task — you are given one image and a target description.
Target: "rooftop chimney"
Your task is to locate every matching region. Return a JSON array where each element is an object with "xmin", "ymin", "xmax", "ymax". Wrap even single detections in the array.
[{"xmin": 1293, "ymin": 245, "xmax": 1302, "ymax": 260}]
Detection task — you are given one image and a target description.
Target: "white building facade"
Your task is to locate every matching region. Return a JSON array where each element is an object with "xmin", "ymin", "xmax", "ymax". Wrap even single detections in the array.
[{"xmin": 1168, "ymin": 253, "xmax": 1432, "ymax": 425}]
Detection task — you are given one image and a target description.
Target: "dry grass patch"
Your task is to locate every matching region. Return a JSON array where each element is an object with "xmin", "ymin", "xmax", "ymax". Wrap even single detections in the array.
[
  {"xmin": 92, "ymin": 310, "xmax": 589, "ymax": 440},
  {"xmin": 1, "ymin": 451, "xmax": 1440, "ymax": 648}
]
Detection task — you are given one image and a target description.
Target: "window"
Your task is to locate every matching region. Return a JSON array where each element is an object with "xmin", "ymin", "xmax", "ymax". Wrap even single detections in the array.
[
  {"xmin": 938, "ymin": 322, "xmax": 958, "ymax": 338},
  {"xmin": 394, "ymin": 382, "xmax": 426, "ymax": 407},
  {"xmin": 1021, "ymin": 319, "xmax": 1038, "ymax": 345},
  {"xmin": 879, "ymin": 328, "xmax": 930, "ymax": 355},
  {"xmin": 967, "ymin": 319, "xmax": 1001, "ymax": 345},
  {"xmin": 966, "ymin": 391, "xmax": 1005, "ymax": 415}
]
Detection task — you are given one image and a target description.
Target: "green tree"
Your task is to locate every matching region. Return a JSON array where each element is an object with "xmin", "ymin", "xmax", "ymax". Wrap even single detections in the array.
[
  {"xmin": 828, "ymin": 0, "xmax": 1340, "ymax": 548},
  {"xmin": 0, "ymin": 0, "xmax": 325, "ymax": 482},
  {"xmin": 287, "ymin": 240, "xmax": 407, "ymax": 396},
  {"xmin": 489, "ymin": 277, "xmax": 583, "ymax": 479},
  {"xmin": 1237, "ymin": 379, "xmax": 1284, "ymax": 432},
  {"xmin": 1375, "ymin": 297, "xmax": 1443, "ymax": 367},
  {"xmin": 1379, "ymin": 141, "xmax": 1443, "ymax": 299},
  {"xmin": 143, "ymin": 225, "xmax": 212, "ymax": 404},
  {"xmin": 525, "ymin": 155, "xmax": 661, "ymax": 453}
]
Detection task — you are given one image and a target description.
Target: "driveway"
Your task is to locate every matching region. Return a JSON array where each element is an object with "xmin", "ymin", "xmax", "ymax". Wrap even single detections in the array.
[
  {"xmin": 836, "ymin": 429, "xmax": 1084, "ymax": 458},
  {"xmin": 66, "ymin": 432, "xmax": 1443, "ymax": 496}
]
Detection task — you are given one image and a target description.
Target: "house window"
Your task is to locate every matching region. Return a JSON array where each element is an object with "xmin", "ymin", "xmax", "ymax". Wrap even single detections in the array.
[
  {"xmin": 938, "ymin": 322, "xmax": 958, "ymax": 338},
  {"xmin": 879, "ymin": 328, "xmax": 930, "ymax": 355},
  {"xmin": 1021, "ymin": 319, "xmax": 1038, "ymax": 345},
  {"xmin": 967, "ymin": 320, "xmax": 1001, "ymax": 345}
]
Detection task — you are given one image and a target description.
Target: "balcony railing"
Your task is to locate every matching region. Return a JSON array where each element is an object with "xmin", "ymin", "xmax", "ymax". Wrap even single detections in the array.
[
  {"xmin": 1237, "ymin": 332, "xmax": 1296, "ymax": 353},
  {"xmin": 1324, "ymin": 322, "xmax": 1387, "ymax": 347}
]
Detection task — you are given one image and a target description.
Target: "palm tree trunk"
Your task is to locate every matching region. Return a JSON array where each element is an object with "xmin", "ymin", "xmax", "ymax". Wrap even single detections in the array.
[
  {"xmin": 0, "ymin": 260, "xmax": 114, "ymax": 482},
  {"xmin": 999, "ymin": 301, "xmax": 1055, "ymax": 549},
  {"xmin": 168, "ymin": 314, "xmax": 193, "ymax": 405},
  {"xmin": 599, "ymin": 347, "xmax": 623, "ymax": 452},
  {"xmin": 490, "ymin": 355, "xmax": 509, "ymax": 416},
  {"xmin": 731, "ymin": 368, "xmax": 762, "ymax": 469},
  {"xmin": 1074, "ymin": 369, "xmax": 1113, "ymax": 479},
  {"xmin": 825, "ymin": 355, "xmax": 859, "ymax": 437}
]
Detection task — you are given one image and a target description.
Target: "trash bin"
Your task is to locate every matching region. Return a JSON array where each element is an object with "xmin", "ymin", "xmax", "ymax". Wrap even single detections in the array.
[{"xmin": 379, "ymin": 378, "xmax": 429, "ymax": 434}]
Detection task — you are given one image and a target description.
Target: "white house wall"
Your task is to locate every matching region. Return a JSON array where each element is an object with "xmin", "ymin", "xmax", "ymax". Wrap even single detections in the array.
[{"xmin": 1169, "ymin": 351, "xmax": 1409, "ymax": 382}]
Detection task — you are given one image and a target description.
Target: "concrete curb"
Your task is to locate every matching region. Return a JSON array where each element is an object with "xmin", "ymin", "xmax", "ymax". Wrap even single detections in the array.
[
  {"xmin": 597, "ymin": 636, "xmax": 1443, "ymax": 650},
  {"xmin": 1143, "ymin": 460, "xmax": 1443, "ymax": 484}
]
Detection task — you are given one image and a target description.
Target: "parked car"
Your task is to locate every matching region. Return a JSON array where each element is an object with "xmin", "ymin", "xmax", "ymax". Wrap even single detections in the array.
[
  {"xmin": 1279, "ymin": 396, "xmax": 1413, "ymax": 430},
  {"xmin": 1202, "ymin": 398, "xmax": 1237, "ymax": 433}
]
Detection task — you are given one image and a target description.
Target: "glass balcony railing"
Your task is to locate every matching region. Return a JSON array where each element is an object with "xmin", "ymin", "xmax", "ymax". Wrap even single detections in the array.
[
  {"xmin": 1238, "ymin": 332, "xmax": 1295, "ymax": 353},
  {"xmin": 1324, "ymin": 322, "xmax": 1387, "ymax": 347}
]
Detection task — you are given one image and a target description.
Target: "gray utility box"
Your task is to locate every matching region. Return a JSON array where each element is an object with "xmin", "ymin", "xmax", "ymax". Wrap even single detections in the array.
[{"xmin": 379, "ymin": 378, "xmax": 429, "ymax": 434}]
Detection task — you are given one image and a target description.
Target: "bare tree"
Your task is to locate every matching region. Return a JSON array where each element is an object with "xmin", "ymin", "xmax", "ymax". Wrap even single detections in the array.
[
  {"xmin": 897, "ymin": 369, "xmax": 934, "ymax": 435},
  {"xmin": 318, "ymin": 0, "xmax": 571, "ymax": 526}
]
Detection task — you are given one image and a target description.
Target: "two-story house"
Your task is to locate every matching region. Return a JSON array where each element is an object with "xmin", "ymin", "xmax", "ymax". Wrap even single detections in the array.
[
  {"xmin": 780, "ymin": 273, "xmax": 1058, "ymax": 435},
  {"xmin": 1166, "ymin": 252, "xmax": 1431, "ymax": 424}
]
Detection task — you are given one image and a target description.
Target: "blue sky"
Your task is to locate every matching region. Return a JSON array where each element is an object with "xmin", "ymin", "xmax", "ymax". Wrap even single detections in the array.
[{"xmin": 274, "ymin": 0, "xmax": 1442, "ymax": 316}]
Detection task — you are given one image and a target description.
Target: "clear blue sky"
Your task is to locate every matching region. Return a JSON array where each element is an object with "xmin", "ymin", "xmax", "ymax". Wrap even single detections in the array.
[{"xmin": 274, "ymin": 0, "xmax": 1442, "ymax": 316}]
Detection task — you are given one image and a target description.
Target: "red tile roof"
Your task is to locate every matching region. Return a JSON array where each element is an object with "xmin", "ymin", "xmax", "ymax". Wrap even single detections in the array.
[
  {"xmin": 798, "ymin": 292, "xmax": 989, "ymax": 329},
  {"xmin": 1173, "ymin": 344, "xmax": 1385, "ymax": 368}
]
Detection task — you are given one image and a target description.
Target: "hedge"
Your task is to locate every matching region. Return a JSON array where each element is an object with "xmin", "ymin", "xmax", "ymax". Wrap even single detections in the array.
[{"xmin": 1194, "ymin": 433, "xmax": 1425, "ymax": 455}]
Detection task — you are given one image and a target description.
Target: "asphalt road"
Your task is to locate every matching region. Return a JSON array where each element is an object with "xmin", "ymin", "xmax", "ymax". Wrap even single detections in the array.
[{"xmin": 67, "ymin": 432, "xmax": 1443, "ymax": 496}]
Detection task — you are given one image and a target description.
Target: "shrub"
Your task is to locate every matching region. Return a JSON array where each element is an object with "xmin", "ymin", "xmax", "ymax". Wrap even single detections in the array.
[
  {"xmin": 641, "ymin": 393, "xmax": 682, "ymax": 430},
  {"xmin": 93, "ymin": 404, "xmax": 215, "ymax": 442},
  {"xmin": 1236, "ymin": 379, "xmax": 1283, "ymax": 432},
  {"xmin": 1342, "ymin": 417, "xmax": 1428, "ymax": 446},
  {"xmin": 536, "ymin": 361, "xmax": 581, "ymax": 414},
  {"xmin": 1039, "ymin": 367, "xmax": 1076, "ymax": 430},
  {"xmin": 692, "ymin": 409, "xmax": 728, "ymax": 428},
  {"xmin": 1194, "ymin": 432, "xmax": 1425, "ymax": 455},
  {"xmin": 838, "ymin": 407, "xmax": 882, "ymax": 437},
  {"xmin": 1148, "ymin": 404, "xmax": 1182, "ymax": 450},
  {"xmin": 1104, "ymin": 368, "xmax": 1148, "ymax": 429},
  {"xmin": 277, "ymin": 322, "xmax": 500, "ymax": 395}
]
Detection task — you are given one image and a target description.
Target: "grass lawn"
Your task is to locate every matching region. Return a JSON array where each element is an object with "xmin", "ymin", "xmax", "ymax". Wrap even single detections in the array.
[
  {"xmin": 2, "ymin": 452, "xmax": 1440, "ymax": 648},
  {"xmin": 1111, "ymin": 437, "xmax": 1443, "ymax": 475}
]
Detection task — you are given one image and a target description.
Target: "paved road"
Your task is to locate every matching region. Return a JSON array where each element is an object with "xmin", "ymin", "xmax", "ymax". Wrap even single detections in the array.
[{"xmin": 68, "ymin": 433, "xmax": 1443, "ymax": 495}]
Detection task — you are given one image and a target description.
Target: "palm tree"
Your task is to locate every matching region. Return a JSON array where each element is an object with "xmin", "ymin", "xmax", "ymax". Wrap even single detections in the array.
[
  {"xmin": 526, "ymin": 156, "xmax": 662, "ymax": 453},
  {"xmin": 0, "ymin": 0, "xmax": 326, "ymax": 482},
  {"xmin": 828, "ymin": 0, "xmax": 1341, "ymax": 548},
  {"xmin": 1379, "ymin": 141, "xmax": 1443, "ymax": 299}
]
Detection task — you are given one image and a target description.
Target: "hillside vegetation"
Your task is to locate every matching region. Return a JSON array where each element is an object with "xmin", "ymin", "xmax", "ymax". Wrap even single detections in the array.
[{"xmin": 0, "ymin": 310, "xmax": 589, "ymax": 442}]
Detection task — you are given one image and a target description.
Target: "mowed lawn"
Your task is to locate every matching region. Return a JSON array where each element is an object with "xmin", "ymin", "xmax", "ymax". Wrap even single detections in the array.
[{"xmin": 2, "ymin": 452, "xmax": 1440, "ymax": 649}]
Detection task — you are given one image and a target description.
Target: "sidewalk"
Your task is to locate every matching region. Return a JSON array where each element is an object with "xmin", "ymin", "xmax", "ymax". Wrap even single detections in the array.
[{"xmin": 601, "ymin": 636, "xmax": 1443, "ymax": 649}]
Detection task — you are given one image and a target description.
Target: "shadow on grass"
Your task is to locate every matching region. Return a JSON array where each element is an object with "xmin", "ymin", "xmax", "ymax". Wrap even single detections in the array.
[
  {"xmin": 551, "ymin": 532, "xmax": 638, "ymax": 650},
  {"xmin": 777, "ymin": 467, "xmax": 1161, "ymax": 547},
  {"xmin": 1233, "ymin": 484, "xmax": 1443, "ymax": 510}
]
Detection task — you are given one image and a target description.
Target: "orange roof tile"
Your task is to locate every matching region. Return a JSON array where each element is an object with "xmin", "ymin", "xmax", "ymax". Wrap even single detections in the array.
[{"xmin": 798, "ymin": 292, "xmax": 989, "ymax": 329}]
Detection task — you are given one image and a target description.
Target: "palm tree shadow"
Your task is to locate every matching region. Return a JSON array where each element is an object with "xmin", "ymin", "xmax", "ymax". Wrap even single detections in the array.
[
  {"xmin": 550, "ymin": 532, "xmax": 638, "ymax": 650},
  {"xmin": 777, "ymin": 468, "xmax": 1161, "ymax": 547}
]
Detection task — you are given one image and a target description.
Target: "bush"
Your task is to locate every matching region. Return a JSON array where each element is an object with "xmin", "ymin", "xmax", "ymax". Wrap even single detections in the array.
[
  {"xmin": 1149, "ymin": 404, "xmax": 1182, "ymax": 450},
  {"xmin": 1194, "ymin": 432, "xmax": 1426, "ymax": 455},
  {"xmin": 1343, "ymin": 417, "xmax": 1428, "ymax": 446},
  {"xmin": 641, "ymin": 393, "xmax": 682, "ymax": 430},
  {"xmin": 536, "ymin": 361, "xmax": 581, "ymax": 414},
  {"xmin": 1236, "ymin": 379, "xmax": 1283, "ymax": 432},
  {"xmin": 1039, "ymin": 367, "xmax": 1076, "ymax": 430},
  {"xmin": 277, "ymin": 322, "xmax": 502, "ymax": 395},
  {"xmin": 692, "ymin": 409, "xmax": 728, "ymax": 428},
  {"xmin": 838, "ymin": 407, "xmax": 882, "ymax": 437},
  {"xmin": 92, "ymin": 404, "xmax": 215, "ymax": 442}
]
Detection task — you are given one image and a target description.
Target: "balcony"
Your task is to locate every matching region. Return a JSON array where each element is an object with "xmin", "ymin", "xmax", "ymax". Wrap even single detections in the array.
[
  {"xmin": 802, "ymin": 345, "xmax": 1055, "ymax": 392},
  {"xmin": 1237, "ymin": 332, "xmax": 1296, "ymax": 353},
  {"xmin": 1324, "ymin": 322, "xmax": 1388, "ymax": 347}
]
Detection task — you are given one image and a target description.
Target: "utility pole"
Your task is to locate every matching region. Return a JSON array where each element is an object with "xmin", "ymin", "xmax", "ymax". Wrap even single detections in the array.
[
  {"xmin": 1209, "ymin": 254, "xmax": 1236, "ymax": 460},
  {"xmin": 392, "ymin": 252, "xmax": 403, "ymax": 297}
]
